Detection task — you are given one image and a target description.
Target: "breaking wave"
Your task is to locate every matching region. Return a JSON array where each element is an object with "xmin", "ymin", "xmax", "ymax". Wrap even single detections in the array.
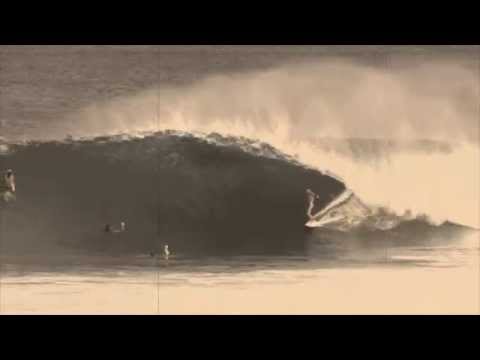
[
  {"xmin": 0, "ymin": 132, "xmax": 474, "ymax": 256},
  {"xmin": 1, "ymin": 59, "xmax": 478, "ymax": 256},
  {"xmin": 30, "ymin": 59, "xmax": 475, "ymax": 230}
]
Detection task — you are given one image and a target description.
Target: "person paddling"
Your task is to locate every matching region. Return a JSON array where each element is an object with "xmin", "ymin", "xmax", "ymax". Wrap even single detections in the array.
[{"xmin": 1, "ymin": 169, "xmax": 16, "ymax": 202}]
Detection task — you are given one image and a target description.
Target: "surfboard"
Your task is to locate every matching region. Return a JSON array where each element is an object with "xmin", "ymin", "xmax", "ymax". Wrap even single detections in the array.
[{"xmin": 304, "ymin": 189, "xmax": 371, "ymax": 229}]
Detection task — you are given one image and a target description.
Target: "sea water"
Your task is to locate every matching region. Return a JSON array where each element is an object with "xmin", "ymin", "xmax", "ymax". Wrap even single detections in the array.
[{"xmin": 1, "ymin": 232, "xmax": 478, "ymax": 314}]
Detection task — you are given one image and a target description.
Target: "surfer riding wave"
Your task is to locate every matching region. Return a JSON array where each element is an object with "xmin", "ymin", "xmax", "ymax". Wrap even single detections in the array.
[{"xmin": 306, "ymin": 188, "xmax": 319, "ymax": 219}]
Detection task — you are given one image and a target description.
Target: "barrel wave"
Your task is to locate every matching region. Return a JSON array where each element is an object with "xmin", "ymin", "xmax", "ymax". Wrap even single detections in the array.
[
  {"xmin": 0, "ymin": 131, "xmax": 474, "ymax": 257},
  {"xmin": 0, "ymin": 131, "xmax": 346, "ymax": 255}
]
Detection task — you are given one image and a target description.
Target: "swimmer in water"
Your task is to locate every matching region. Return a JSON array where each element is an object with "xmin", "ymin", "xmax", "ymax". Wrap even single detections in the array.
[
  {"xmin": 149, "ymin": 245, "xmax": 170, "ymax": 262},
  {"xmin": 164, "ymin": 244, "xmax": 170, "ymax": 260},
  {"xmin": 104, "ymin": 221, "xmax": 126, "ymax": 233},
  {"xmin": 1, "ymin": 169, "xmax": 16, "ymax": 202}
]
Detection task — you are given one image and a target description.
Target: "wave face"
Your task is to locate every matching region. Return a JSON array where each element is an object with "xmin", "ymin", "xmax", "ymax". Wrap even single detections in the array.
[{"xmin": 0, "ymin": 132, "xmax": 347, "ymax": 255}]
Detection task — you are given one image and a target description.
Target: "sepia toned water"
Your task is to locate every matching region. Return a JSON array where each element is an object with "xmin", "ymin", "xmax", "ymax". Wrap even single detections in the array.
[
  {"xmin": 1, "ymin": 46, "xmax": 479, "ymax": 314},
  {"xmin": 1, "ymin": 232, "xmax": 478, "ymax": 314}
]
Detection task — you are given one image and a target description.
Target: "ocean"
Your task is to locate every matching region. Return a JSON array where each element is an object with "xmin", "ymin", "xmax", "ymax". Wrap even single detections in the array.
[{"xmin": 0, "ymin": 45, "xmax": 479, "ymax": 314}]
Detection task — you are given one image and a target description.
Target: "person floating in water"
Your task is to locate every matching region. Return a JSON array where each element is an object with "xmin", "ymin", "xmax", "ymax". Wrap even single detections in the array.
[
  {"xmin": 1, "ymin": 169, "xmax": 16, "ymax": 203},
  {"xmin": 164, "ymin": 244, "xmax": 170, "ymax": 260},
  {"xmin": 150, "ymin": 244, "xmax": 171, "ymax": 261},
  {"xmin": 306, "ymin": 188, "xmax": 319, "ymax": 219},
  {"xmin": 104, "ymin": 221, "xmax": 126, "ymax": 233}
]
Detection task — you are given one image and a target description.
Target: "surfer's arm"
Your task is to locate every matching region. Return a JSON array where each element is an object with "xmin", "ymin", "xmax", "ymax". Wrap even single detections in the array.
[{"xmin": 10, "ymin": 175, "xmax": 15, "ymax": 192}]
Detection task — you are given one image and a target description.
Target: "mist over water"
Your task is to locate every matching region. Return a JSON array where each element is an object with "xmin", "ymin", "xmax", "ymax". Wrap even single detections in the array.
[{"xmin": 48, "ymin": 57, "xmax": 477, "ymax": 139}]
